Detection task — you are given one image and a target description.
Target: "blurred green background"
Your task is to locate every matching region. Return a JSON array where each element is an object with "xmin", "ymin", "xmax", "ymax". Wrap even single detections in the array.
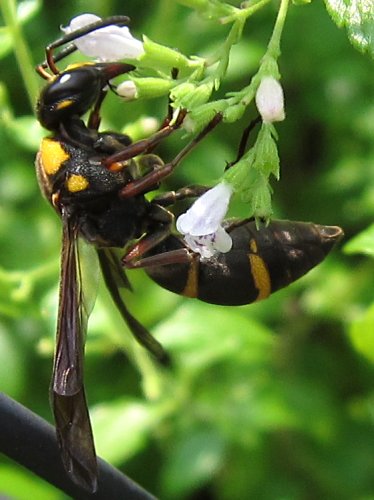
[{"xmin": 0, "ymin": 1, "xmax": 374, "ymax": 498}]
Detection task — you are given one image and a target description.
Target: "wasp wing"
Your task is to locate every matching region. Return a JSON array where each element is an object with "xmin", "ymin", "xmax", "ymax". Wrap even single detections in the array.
[
  {"xmin": 97, "ymin": 247, "xmax": 170, "ymax": 366},
  {"xmin": 51, "ymin": 210, "xmax": 98, "ymax": 492}
]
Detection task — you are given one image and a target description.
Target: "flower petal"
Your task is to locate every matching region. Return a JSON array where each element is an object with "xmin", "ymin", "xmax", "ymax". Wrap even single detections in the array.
[
  {"xmin": 176, "ymin": 182, "xmax": 234, "ymax": 258},
  {"xmin": 213, "ymin": 226, "xmax": 233, "ymax": 253},
  {"xmin": 176, "ymin": 182, "xmax": 233, "ymax": 236},
  {"xmin": 62, "ymin": 13, "xmax": 144, "ymax": 61}
]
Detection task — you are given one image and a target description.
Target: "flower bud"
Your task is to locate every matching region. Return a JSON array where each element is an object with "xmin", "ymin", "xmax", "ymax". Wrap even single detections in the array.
[
  {"xmin": 171, "ymin": 82, "xmax": 213, "ymax": 109},
  {"xmin": 116, "ymin": 80, "xmax": 138, "ymax": 100},
  {"xmin": 255, "ymin": 76, "xmax": 285, "ymax": 123}
]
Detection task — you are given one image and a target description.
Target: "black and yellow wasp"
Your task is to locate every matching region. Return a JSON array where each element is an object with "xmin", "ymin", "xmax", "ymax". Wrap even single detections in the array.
[{"xmin": 35, "ymin": 15, "xmax": 343, "ymax": 493}]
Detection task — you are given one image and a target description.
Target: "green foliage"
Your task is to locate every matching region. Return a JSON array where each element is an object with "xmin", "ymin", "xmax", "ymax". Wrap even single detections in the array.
[
  {"xmin": 0, "ymin": 0, "xmax": 374, "ymax": 499},
  {"xmin": 349, "ymin": 303, "xmax": 374, "ymax": 364},
  {"xmin": 344, "ymin": 223, "xmax": 374, "ymax": 258},
  {"xmin": 324, "ymin": 0, "xmax": 374, "ymax": 58}
]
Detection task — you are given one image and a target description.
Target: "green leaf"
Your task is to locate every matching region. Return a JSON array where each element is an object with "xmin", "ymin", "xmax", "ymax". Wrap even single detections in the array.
[
  {"xmin": 17, "ymin": 0, "xmax": 42, "ymax": 22},
  {"xmin": 161, "ymin": 429, "xmax": 226, "ymax": 498},
  {"xmin": 349, "ymin": 303, "xmax": 374, "ymax": 363},
  {"xmin": 155, "ymin": 301, "xmax": 274, "ymax": 372},
  {"xmin": 6, "ymin": 116, "xmax": 44, "ymax": 151},
  {"xmin": 344, "ymin": 224, "xmax": 374, "ymax": 257},
  {"xmin": 0, "ymin": 323, "xmax": 27, "ymax": 397},
  {"xmin": 91, "ymin": 398, "xmax": 158, "ymax": 464},
  {"xmin": 324, "ymin": 0, "xmax": 374, "ymax": 57},
  {"xmin": 0, "ymin": 464, "xmax": 60, "ymax": 500}
]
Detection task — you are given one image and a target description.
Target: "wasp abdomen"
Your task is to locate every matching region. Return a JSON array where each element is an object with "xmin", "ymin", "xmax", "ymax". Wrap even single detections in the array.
[{"xmin": 146, "ymin": 220, "xmax": 344, "ymax": 306}]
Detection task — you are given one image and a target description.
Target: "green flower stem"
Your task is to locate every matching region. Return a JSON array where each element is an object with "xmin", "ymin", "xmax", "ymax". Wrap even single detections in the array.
[
  {"xmin": 0, "ymin": 0, "xmax": 39, "ymax": 110},
  {"xmin": 210, "ymin": 19, "xmax": 244, "ymax": 86},
  {"xmin": 207, "ymin": 0, "xmax": 272, "ymax": 84},
  {"xmin": 266, "ymin": 0, "xmax": 290, "ymax": 60},
  {"xmin": 176, "ymin": 0, "xmax": 233, "ymax": 17},
  {"xmin": 223, "ymin": 0, "xmax": 290, "ymax": 112},
  {"xmin": 220, "ymin": 0, "xmax": 272, "ymax": 24},
  {"xmin": 223, "ymin": 0, "xmax": 289, "ymax": 218}
]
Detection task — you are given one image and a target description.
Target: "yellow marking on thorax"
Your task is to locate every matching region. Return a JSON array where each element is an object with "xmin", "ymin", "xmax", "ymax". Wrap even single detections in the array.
[
  {"xmin": 40, "ymin": 137, "xmax": 70, "ymax": 175},
  {"xmin": 182, "ymin": 258, "xmax": 199, "ymax": 298},
  {"xmin": 66, "ymin": 174, "xmax": 89, "ymax": 193},
  {"xmin": 248, "ymin": 238, "xmax": 271, "ymax": 301},
  {"xmin": 56, "ymin": 99, "xmax": 74, "ymax": 110}
]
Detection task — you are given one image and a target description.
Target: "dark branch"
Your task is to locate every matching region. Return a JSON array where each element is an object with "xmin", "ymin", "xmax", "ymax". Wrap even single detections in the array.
[{"xmin": 0, "ymin": 393, "xmax": 156, "ymax": 499}]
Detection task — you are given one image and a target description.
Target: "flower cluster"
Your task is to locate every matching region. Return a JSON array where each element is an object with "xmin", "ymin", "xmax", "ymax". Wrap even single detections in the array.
[{"xmin": 61, "ymin": 14, "xmax": 286, "ymax": 259}]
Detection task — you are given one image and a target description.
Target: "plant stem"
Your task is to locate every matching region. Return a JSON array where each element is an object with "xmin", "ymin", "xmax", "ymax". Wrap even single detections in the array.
[
  {"xmin": 267, "ymin": 0, "xmax": 290, "ymax": 59},
  {"xmin": 0, "ymin": 0, "xmax": 39, "ymax": 110}
]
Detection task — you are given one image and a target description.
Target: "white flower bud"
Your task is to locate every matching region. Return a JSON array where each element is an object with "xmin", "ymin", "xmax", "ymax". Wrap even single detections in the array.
[
  {"xmin": 255, "ymin": 76, "xmax": 285, "ymax": 123},
  {"xmin": 176, "ymin": 182, "xmax": 234, "ymax": 258},
  {"xmin": 62, "ymin": 13, "xmax": 144, "ymax": 61},
  {"xmin": 116, "ymin": 80, "xmax": 138, "ymax": 100}
]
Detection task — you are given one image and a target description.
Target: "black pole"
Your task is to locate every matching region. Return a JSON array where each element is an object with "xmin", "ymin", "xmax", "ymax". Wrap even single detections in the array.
[{"xmin": 0, "ymin": 392, "xmax": 156, "ymax": 499}]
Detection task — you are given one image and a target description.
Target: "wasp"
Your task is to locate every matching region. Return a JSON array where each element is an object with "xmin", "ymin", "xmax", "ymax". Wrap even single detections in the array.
[{"xmin": 35, "ymin": 15, "xmax": 343, "ymax": 492}]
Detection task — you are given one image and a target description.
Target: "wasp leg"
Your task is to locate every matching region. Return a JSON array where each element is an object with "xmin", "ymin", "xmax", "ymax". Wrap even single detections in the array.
[
  {"xmin": 124, "ymin": 248, "xmax": 192, "ymax": 270},
  {"xmin": 97, "ymin": 248, "xmax": 171, "ymax": 366},
  {"xmin": 152, "ymin": 185, "xmax": 210, "ymax": 207},
  {"xmin": 119, "ymin": 113, "xmax": 223, "ymax": 199},
  {"xmin": 121, "ymin": 203, "xmax": 194, "ymax": 270},
  {"xmin": 104, "ymin": 109, "xmax": 187, "ymax": 167},
  {"xmin": 122, "ymin": 204, "xmax": 174, "ymax": 265}
]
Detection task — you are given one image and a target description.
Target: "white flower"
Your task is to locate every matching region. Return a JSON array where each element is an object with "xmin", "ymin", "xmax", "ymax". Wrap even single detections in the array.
[
  {"xmin": 62, "ymin": 13, "xmax": 144, "ymax": 62},
  {"xmin": 176, "ymin": 182, "xmax": 234, "ymax": 258},
  {"xmin": 116, "ymin": 80, "xmax": 138, "ymax": 100},
  {"xmin": 255, "ymin": 76, "xmax": 285, "ymax": 123}
]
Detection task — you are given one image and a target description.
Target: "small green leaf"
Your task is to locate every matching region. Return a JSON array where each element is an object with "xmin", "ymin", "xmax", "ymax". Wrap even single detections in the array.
[
  {"xmin": 253, "ymin": 123, "xmax": 280, "ymax": 179},
  {"xmin": 91, "ymin": 398, "xmax": 157, "ymax": 464},
  {"xmin": 17, "ymin": 0, "xmax": 42, "ymax": 22},
  {"xmin": 349, "ymin": 303, "xmax": 374, "ymax": 363},
  {"xmin": 344, "ymin": 224, "xmax": 374, "ymax": 257},
  {"xmin": 161, "ymin": 429, "xmax": 226, "ymax": 498},
  {"xmin": 324, "ymin": 0, "xmax": 374, "ymax": 57}
]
